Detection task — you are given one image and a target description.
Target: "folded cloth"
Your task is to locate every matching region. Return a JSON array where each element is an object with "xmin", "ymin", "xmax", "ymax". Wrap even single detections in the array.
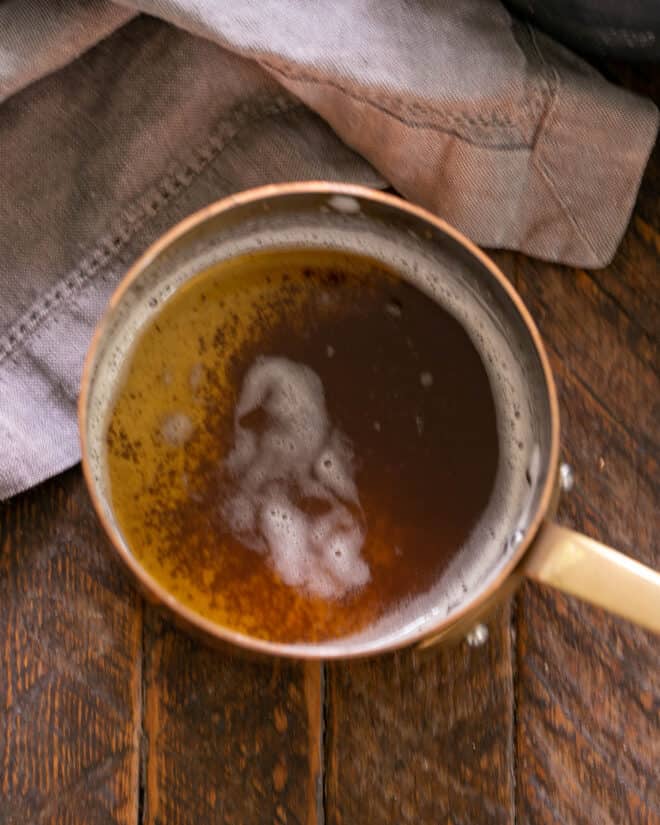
[{"xmin": 0, "ymin": 2, "xmax": 657, "ymax": 500}]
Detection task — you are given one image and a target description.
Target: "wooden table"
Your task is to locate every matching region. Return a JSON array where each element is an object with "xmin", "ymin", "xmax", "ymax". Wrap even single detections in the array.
[{"xmin": 1, "ymin": 66, "xmax": 658, "ymax": 825}]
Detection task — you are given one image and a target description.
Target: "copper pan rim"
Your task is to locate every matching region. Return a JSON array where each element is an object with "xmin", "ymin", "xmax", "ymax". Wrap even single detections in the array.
[{"xmin": 78, "ymin": 181, "xmax": 560, "ymax": 660}]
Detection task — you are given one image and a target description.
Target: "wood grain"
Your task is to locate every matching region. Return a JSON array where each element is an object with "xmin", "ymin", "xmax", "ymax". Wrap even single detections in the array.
[
  {"xmin": 325, "ymin": 602, "xmax": 515, "ymax": 825},
  {"xmin": 141, "ymin": 609, "xmax": 322, "ymax": 825},
  {"xmin": 0, "ymin": 469, "xmax": 142, "ymax": 825},
  {"xmin": 490, "ymin": 100, "xmax": 660, "ymax": 824}
]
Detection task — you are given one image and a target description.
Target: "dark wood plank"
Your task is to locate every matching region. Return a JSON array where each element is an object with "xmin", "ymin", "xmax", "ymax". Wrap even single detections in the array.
[
  {"xmin": 142, "ymin": 609, "xmax": 322, "ymax": 825},
  {"xmin": 325, "ymin": 602, "xmax": 515, "ymax": 825},
  {"xmin": 490, "ymin": 113, "xmax": 659, "ymax": 823},
  {"xmin": 0, "ymin": 468, "xmax": 142, "ymax": 825}
]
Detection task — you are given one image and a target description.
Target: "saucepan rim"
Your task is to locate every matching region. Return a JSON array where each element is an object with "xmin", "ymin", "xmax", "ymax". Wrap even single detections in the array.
[{"xmin": 78, "ymin": 181, "xmax": 560, "ymax": 659}]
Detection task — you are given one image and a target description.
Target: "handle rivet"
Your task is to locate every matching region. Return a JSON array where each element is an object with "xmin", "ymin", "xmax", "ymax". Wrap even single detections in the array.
[
  {"xmin": 466, "ymin": 623, "xmax": 489, "ymax": 647},
  {"xmin": 560, "ymin": 462, "xmax": 575, "ymax": 492}
]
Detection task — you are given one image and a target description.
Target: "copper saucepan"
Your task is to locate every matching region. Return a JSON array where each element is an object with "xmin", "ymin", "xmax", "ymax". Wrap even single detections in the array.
[{"xmin": 79, "ymin": 183, "xmax": 660, "ymax": 658}]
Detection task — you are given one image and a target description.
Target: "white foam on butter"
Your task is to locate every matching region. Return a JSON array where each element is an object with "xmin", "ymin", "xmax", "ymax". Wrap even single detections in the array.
[
  {"xmin": 160, "ymin": 412, "xmax": 194, "ymax": 446},
  {"xmin": 222, "ymin": 356, "xmax": 370, "ymax": 599}
]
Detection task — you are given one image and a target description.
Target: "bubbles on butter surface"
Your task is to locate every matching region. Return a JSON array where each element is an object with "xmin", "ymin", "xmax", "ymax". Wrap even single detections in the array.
[
  {"xmin": 222, "ymin": 356, "xmax": 370, "ymax": 599},
  {"xmin": 189, "ymin": 362, "xmax": 204, "ymax": 392},
  {"xmin": 161, "ymin": 412, "xmax": 194, "ymax": 446}
]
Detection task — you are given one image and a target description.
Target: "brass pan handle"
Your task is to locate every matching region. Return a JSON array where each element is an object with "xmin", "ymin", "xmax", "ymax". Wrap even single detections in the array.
[{"xmin": 522, "ymin": 522, "xmax": 660, "ymax": 634}]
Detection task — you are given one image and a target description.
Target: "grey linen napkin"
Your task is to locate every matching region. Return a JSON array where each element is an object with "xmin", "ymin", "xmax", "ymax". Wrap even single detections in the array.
[{"xmin": 0, "ymin": 1, "xmax": 657, "ymax": 500}]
